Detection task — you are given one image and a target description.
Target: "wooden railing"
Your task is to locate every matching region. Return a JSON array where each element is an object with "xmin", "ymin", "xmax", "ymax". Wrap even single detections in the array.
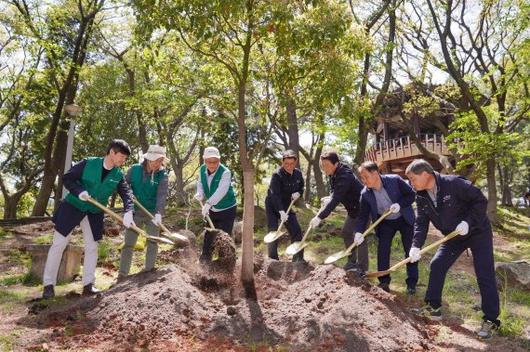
[{"xmin": 364, "ymin": 133, "xmax": 449, "ymax": 164}]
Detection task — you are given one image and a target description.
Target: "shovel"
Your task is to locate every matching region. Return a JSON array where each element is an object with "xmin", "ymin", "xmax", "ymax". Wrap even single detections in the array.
[
  {"xmin": 132, "ymin": 198, "xmax": 190, "ymax": 247},
  {"xmin": 365, "ymin": 230, "xmax": 460, "ymax": 278},
  {"xmin": 197, "ymin": 199, "xmax": 216, "ymax": 230},
  {"xmin": 324, "ymin": 209, "xmax": 393, "ymax": 265},
  {"xmin": 284, "ymin": 202, "xmax": 329, "ymax": 256},
  {"xmin": 284, "ymin": 223, "xmax": 314, "ymax": 256},
  {"xmin": 85, "ymin": 197, "xmax": 174, "ymax": 245},
  {"xmin": 263, "ymin": 198, "xmax": 297, "ymax": 244}
]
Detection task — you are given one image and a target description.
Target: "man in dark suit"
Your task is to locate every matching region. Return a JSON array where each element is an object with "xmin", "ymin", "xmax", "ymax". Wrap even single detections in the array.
[
  {"xmin": 406, "ymin": 159, "xmax": 500, "ymax": 339},
  {"xmin": 354, "ymin": 161, "xmax": 418, "ymax": 294}
]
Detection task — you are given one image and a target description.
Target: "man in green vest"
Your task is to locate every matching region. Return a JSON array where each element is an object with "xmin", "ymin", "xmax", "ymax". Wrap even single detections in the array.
[
  {"xmin": 194, "ymin": 146, "xmax": 237, "ymax": 263},
  {"xmin": 118, "ymin": 145, "xmax": 169, "ymax": 278},
  {"xmin": 42, "ymin": 139, "xmax": 134, "ymax": 299}
]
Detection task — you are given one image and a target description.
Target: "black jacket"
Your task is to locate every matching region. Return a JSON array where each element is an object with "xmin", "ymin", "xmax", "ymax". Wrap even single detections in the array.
[
  {"xmin": 318, "ymin": 163, "xmax": 363, "ymax": 219},
  {"xmin": 413, "ymin": 172, "xmax": 492, "ymax": 248},
  {"xmin": 266, "ymin": 167, "xmax": 304, "ymax": 213}
]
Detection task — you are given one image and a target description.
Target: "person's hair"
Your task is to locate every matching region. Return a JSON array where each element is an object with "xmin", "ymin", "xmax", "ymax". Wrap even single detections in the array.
[
  {"xmin": 106, "ymin": 139, "xmax": 131, "ymax": 156},
  {"xmin": 405, "ymin": 159, "xmax": 435, "ymax": 175},
  {"xmin": 282, "ymin": 149, "xmax": 297, "ymax": 161},
  {"xmin": 320, "ymin": 150, "xmax": 339, "ymax": 164},
  {"xmin": 359, "ymin": 161, "xmax": 379, "ymax": 173}
]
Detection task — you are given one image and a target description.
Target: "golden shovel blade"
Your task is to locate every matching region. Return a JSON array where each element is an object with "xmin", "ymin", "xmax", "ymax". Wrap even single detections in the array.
[
  {"xmin": 324, "ymin": 249, "xmax": 350, "ymax": 265},
  {"xmin": 264, "ymin": 230, "xmax": 287, "ymax": 243},
  {"xmin": 285, "ymin": 241, "xmax": 308, "ymax": 256},
  {"xmin": 148, "ymin": 235, "xmax": 175, "ymax": 245},
  {"xmin": 162, "ymin": 231, "xmax": 190, "ymax": 246}
]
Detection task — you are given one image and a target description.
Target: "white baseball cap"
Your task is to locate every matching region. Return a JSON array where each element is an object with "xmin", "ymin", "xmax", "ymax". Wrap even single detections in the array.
[
  {"xmin": 203, "ymin": 146, "xmax": 221, "ymax": 159},
  {"xmin": 143, "ymin": 145, "xmax": 168, "ymax": 161}
]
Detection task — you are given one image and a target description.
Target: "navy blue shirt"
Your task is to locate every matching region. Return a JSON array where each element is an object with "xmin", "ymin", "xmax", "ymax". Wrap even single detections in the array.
[
  {"xmin": 318, "ymin": 163, "xmax": 363, "ymax": 219},
  {"xmin": 413, "ymin": 172, "xmax": 491, "ymax": 248},
  {"xmin": 266, "ymin": 167, "xmax": 304, "ymax": 213}
]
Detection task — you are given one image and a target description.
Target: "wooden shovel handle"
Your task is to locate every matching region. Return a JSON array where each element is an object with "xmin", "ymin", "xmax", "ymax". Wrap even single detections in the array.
[
  {"xmin": 86, "ymin": 197, "xmax": 159, "ymax": 241},
  {"xmin": 132, "ymin": 198, "xmax": 172, "ymax": 234},
  {"xmin": 197, "ymin": 199, "xmax": 216, "ymax": 229},
  {"xmin": 276, "ymin": 198, "xmax": 297, "ymax": 234},
  {"xmin": 344, "ymin": 208, "xmax": 393, "ymax": 255},
  {"xmin": 367, "ymin": 230, "xmax": 460, "ymax": 277}
]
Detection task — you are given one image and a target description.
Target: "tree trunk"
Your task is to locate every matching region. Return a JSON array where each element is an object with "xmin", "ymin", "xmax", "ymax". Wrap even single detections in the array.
[
  {"xmin": 172, "ymin": 162, "xmax": 186, "ymax": 206},
  {"xmin": 486, "ymin": 159, "xmax": 498, "ymax": 222},
  {"xmin": 304, "ymin": 161, "xmax": 312, "ymax": 201},
  {"xmin": 3, "ymin": 195, "xmax": 21, "ymax": 219},
  {"xmin": 32, "ymin": 5, "xmax": 100, "ymax": 215},
  {"xmin": 286, "ymin": 95, "xmax": 300, "ymax": 162},
  {"xmin": 311, "ymin": 160, "xmax": 326, "ymax": 200}
]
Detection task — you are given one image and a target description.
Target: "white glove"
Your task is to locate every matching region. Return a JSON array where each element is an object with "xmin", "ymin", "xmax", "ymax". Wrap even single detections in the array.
[
  {"xmin": 389, "ymin": 203, "xmax": 400, "ymax": 214},
  {"xmin": 123, "ymin": 211, "xmax": 135, "ymax": 228},
  {"xmin": 291, "ymin": 192, "xmax": 301, "ymax": 201},
  {"xmin": 279, "ymin": 210, "xmax": 288, "ymax": 222},
  {"xmin": 409, "ymin": 247, "xmax": 421, "ymax": 263},
  {"xmin": 78, "ymin": 191, "xmax": 90, "ymax": 201},
  {"xmin": 321, "ymin": 196, "xmax": 331, "ymax": 207},
  {"xmin": 201, "ymin": 203, "xmax": 211, "ymax": 217},
  {"xmin": 354, "ymin": 232, "xmax": 364, "ymax": 246},
  {"xmin": 152, "ymin": 213, "xmax": 162, "ymax": 226},
  {"xmin": 455, "ymin": 221, "xmax": 469, "ymax": 236},
  {"xmin": 310, "ymin": 216, "xmax": 321, "ymax": 228},
  {"xmin": 194, "ymin": 193, "xmax": 203, "ymax": 202}
]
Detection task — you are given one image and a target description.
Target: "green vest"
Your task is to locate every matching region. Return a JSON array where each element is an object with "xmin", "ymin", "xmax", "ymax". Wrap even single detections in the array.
[
  {"xmin": 65, "ymin": 157, "xmax": 124, "ymax": 213},
  {"xmin": 130, "ymin": 163, "xmax": 165, "ymax": 213},
  {"xmin": 200, "ymin": 164, "xmax": 236, "ymax": 210}
]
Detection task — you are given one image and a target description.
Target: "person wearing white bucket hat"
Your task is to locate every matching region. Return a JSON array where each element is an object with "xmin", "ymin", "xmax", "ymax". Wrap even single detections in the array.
[
  {"xmin": 118, "ymin": 145, "xmax": 169, "ymax": 278},
  {"xmin": 194, "ymin": 146, "xmax": 237, "ymax": 263}
]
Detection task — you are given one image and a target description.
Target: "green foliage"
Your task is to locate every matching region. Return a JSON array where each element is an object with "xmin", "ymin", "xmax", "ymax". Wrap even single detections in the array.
[
  {"xmin": 447, "ymin": 108, "xmax": 529, "ymax": 175},
  {"xmin": 97, "ymin": 239, "xmax": 112, "ymax": 262}
]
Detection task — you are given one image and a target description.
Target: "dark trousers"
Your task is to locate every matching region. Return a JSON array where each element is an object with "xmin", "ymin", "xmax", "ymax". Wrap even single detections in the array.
[
  {"xmin": 425, "ymin": 229, "xmax": 500, "ymax": 323},
  {"xmin": 266, "ymin": 203, "xmax": 303, "ymax": 261},
  {"xmin": 201, "ymin": 206, "xmax": 237, "ymax": 260},
  {"xmin": 376, "ymin": 217, "xmax": 418, "ymax": 288},
  {"xmin": 342, "ymin": 215, "xmax": 369, "ymax": 271}
]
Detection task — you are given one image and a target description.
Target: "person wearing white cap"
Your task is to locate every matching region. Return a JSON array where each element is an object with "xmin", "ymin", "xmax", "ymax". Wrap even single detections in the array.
[
  {"xmin": 194, "ymin": 146, "xmax": 237, "ymax": 263},
  {"xmin": 118, "ymin": 145, "xmax": 169, "ymax": 277}
]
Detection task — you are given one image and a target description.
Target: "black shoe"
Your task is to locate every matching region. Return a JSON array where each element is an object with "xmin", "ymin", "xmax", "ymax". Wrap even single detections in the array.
[
  {"xmin": 407, "ymin": 286, "xmax": 416, "ymax": 295},
  {"xmin": 477, "ymin": 319, "xmax": 499, "ymax": 339},
  {"xmin": 413, "ymin": 304, "xmax": 442, "ymax": 321},
  {"xmin": 82, "ymin": 283, "xmax": 101, "ymax": 296},
  {"xmin": 378, "ymin": 283, "xmax": 390, "ymax": 293},
  {"xmin": 343, "ymin": 260, "xmax": 358, "ymax": 271},
  {"xmin": 42, "ymin": 285, "xmax": 55, "ymax": 299},
  {"xmin": 292, "ymin": 250, "xmax": 306, "ymax": 263}
]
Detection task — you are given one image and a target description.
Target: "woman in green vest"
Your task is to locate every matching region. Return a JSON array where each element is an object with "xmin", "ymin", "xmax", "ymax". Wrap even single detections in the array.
[
  {"xmin": 194, "ymin": 146, "xmax": 237, "ymax": 263},
  {"xmin": 42, "ymin": 139, "xmax": 134, "ymax": 299},
  {"xmin": 118, "ymin": 145, "xmax": 169, "ymax": 278}
]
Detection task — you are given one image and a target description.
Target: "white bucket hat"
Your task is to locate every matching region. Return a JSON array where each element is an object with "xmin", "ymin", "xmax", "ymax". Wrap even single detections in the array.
[
  {"xmin": 143, "ymin": 145, "xmax": 168, "ymax": 162},
  {"xmin": 203, "ymin": 146, "xmax": 221, "ymax": 159}
]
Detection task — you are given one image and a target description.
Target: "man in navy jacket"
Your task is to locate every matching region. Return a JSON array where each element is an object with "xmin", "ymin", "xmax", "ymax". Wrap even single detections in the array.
[
  {"xmin": 406, "ymin": 159, "xmax": 500, "ymax": 339},
  {"xmin": 354, "ymin": 161, "xmax": 418, "ymax": 294},
  {"xmin": 265, "ymin": 149, "xmax": 305, "ymax": 262},
  {"xmin": 310, "ymin": 151, "xmax": 365, "ymax": 271}
]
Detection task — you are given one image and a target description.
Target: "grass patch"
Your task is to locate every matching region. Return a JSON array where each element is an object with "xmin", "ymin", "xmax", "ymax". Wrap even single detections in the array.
[
  {"xmin": 0, "ymin": 228, "xmax": 12, "ymax": 238},
  {"xmin": 34, "ymin": 233, "xmax": 53, "ymax": 245}
]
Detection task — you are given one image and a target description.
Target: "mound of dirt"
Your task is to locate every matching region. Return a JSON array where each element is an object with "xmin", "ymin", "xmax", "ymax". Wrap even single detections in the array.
[{"xmin": 22, "ymin": 256, "xmax": 444, "ymax": 351}]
